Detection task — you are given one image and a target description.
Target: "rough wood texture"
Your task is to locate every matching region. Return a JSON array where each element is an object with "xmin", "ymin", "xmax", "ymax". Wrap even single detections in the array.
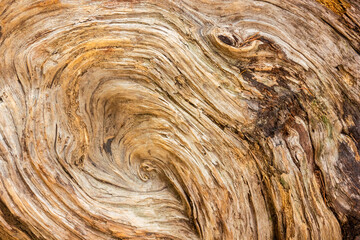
[{"xmin": 0, "ymin": 0, "xmax": 360, "ymax": 239}]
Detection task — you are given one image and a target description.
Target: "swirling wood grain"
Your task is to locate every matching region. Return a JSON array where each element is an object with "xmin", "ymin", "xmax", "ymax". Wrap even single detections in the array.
[{"xmin": 0, "ymin": 0, "xmax": 359, "ymax": 239}]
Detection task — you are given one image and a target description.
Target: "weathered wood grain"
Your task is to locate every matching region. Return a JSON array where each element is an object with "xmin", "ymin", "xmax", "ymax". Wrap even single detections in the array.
[{"xmin": 0, "ymin": 0, "xmax": 359, "ymax": 239}]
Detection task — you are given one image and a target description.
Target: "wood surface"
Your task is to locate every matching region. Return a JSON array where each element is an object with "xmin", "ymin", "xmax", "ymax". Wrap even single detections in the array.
[{"xmin": 0, "ymin": 0, "xmax": 360, "ymax": 239}]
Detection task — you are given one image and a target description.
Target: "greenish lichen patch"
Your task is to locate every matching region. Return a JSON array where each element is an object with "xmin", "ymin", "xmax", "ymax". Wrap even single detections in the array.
[
  {"xmin": 280, "ymin": 176, "xmax": 290, "ymax": 191},
  {"xmin": 321, "ymin": 115, "xmax": 333, "ymax": 138}
]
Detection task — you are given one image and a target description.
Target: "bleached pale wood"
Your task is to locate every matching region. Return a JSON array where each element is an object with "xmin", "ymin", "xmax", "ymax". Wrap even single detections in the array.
[{"xmin": 0, "ymin": 0, "xmax": 359, "ymax": 239}]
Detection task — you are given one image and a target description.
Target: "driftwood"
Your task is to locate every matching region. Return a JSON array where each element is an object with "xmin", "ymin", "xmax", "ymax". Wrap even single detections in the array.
[{"xmin": 0, "ymin": 0, "xmax": 360, "ymax": 239}]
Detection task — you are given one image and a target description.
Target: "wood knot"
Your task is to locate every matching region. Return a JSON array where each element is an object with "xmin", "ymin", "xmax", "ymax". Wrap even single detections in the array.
[
  {"xmin": 209, "ymin": 27, "xmax": 261, "ymax": 56},
  {"xmin": 217, "ymin": 34, "xmax": 236, "ymax": 47}
]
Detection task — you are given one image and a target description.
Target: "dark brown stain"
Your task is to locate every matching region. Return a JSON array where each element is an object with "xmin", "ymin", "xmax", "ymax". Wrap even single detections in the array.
[
  {"xmin": 236, "ymin": 38, "xmax": 309, "ymax": 138},
  {"xmin": 342, "ymin": 215, "xmax": 360, "ymax": 240},
  {"xmin": 338, "ymin": 142, "xmax": 360, "ymax": 196},
  {"xmin": 240, "ymin": 69, "xmax": 277, "ymax": 97},
  {"xmin": 337, "ymin": 141, "xmax": 360, "ymax": 239},
  {"xmin": 314, "ymin": 168, "xmax": 327, "ymax": 204},
  {"xmin": 342, "ymin": 95, "xmax": 360, "ymax": 152},
  {"xmin": 257, "ymin": 92, "xmax": 304, "ymax": 138},
  {"xmin": 0, "ymin": 198, "xmax": 43, "ymax": 240},
  {"xmin": 103, "ymin": 137, "xmax": 114, "ymax": 155}
]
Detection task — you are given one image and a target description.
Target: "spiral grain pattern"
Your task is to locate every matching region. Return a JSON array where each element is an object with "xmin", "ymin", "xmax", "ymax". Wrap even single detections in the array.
[{"xmin": 0, "ymin": 0, "xmax": 359, "ymax": 239}]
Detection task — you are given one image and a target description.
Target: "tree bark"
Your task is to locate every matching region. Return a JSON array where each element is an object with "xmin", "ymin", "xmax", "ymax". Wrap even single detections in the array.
[{"xmin": 0, "ymin": 0, "xmax": 360, "ymax": 239}]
